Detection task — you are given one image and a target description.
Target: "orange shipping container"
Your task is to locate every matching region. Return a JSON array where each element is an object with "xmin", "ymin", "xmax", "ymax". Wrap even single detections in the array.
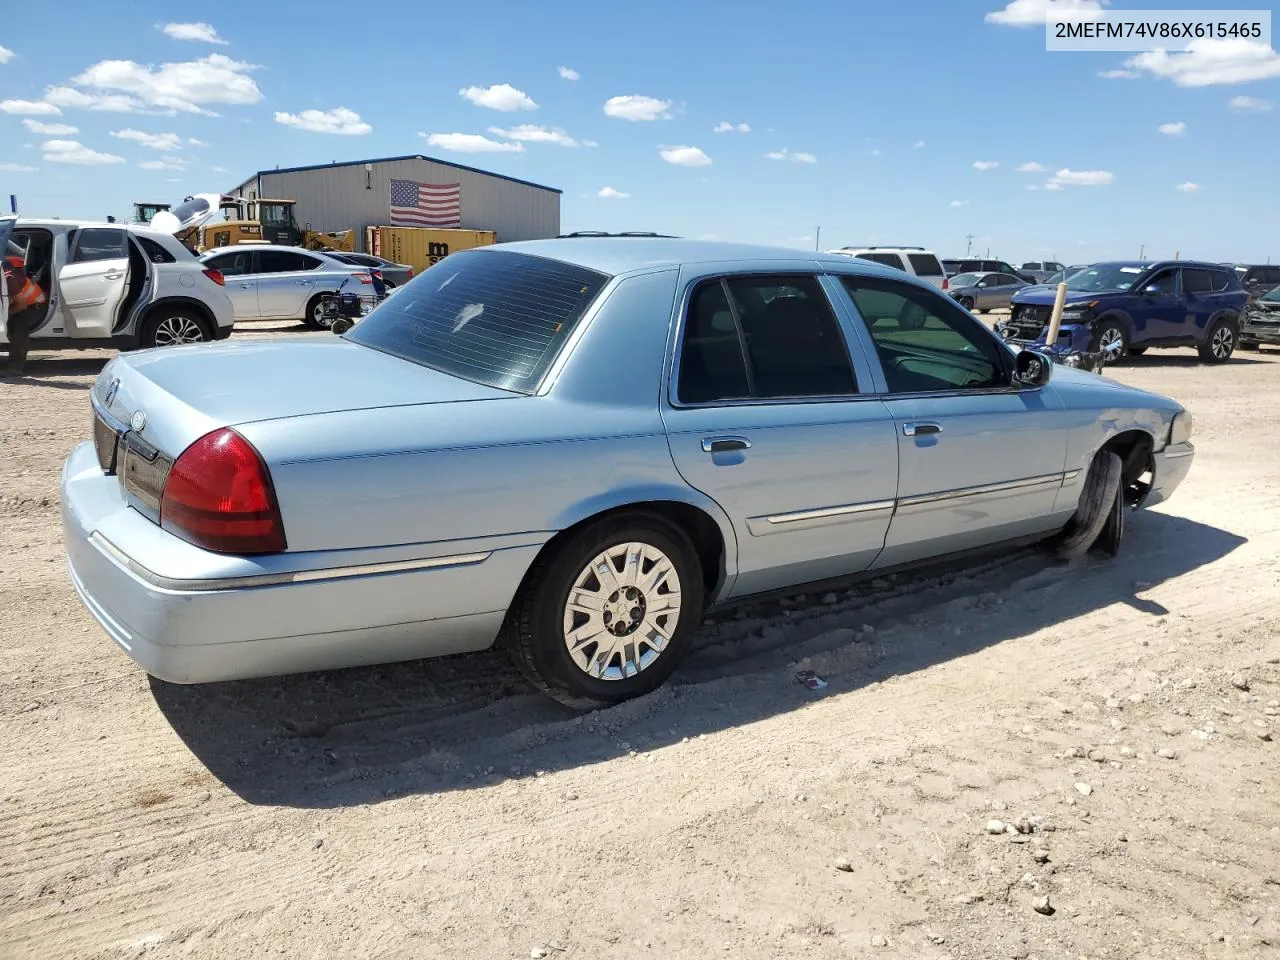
[{"xmin": 365, "ymin": 226, "xmax": 498, "ymax": 273}]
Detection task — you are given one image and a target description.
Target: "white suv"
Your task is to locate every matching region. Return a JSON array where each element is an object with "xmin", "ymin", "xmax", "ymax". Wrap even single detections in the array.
[
  {"xmin": 2, "ymin": 218, "xmax": 234, "ymax": 353},
  {"xmin": 825, "ymin": 246, "xmax": 950, "ymax": 292}
]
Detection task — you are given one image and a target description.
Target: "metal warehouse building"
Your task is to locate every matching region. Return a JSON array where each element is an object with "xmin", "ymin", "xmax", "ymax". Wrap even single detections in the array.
[{"xmin": 228, "ymin": 154, "xmax": 561, "ymax": 251}]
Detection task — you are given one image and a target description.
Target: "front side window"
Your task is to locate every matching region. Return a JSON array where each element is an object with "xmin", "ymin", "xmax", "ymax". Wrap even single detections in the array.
[
  {"xmin": 676, "ymin": 274, "xmax": 856, "ymax": 404},
  {"xmin": 1144, "ymin": 269, "xmax": 1179, "ymax": 295},
  {"xmin": 347, "ymin": 249, "xmax": 608, "ymax": 394},
  {"xmin": 71, "ymin": 228, "xmax": 128, "ymax": 263},
  {"xmin": 841, "ymin": 276, "xmax": 1007, "ymax": 393}
]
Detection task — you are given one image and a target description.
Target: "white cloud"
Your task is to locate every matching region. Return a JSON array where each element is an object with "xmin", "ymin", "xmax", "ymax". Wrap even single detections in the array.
[
  {"xmin": 1176, "ymin": 181, "xmax": 1200, "ymax": 192},
  {"xmin": 42, "ymin": 139, "xmax": 125, "ymax": 165},
  {"xmin": 160, "ymin": 22, "xmax": 228, "ymax": 45},
  {"xmin": 0, "ymin": 162, "xmax": 36, "ymax": 172},
  {"xmin": 914, "ymin": 139, "xmax": 925, "ymax": 148},
  {"xmin": 1158, "ymin": 121, "xmax": 1186, "ymax": 135},
  {"xmin": 0, "ymin": 98, "xmax": 61, "ymax": 115},
  {"xmin": 558, "ymin": 66, "xmax": 579, "ymax": 81},
  {"xmin": 1230, "ymin": 94, "xmax": 1271, "ymax": 110},
  {"xmin": 188, "ymin": 137, "xmax": 208, "ymax": 146},
  {"xmin": 985, "ymin": 0, "xmax": 1104, "ymax": 26},
  {"xmin": 603, "ymin": 95, "xmax": 672, "ymax": 121},
  {"xmin": 420, "ymin": 132, "xmax": 524, "ymax": 153},
  {"xmin": 713, "ymin": 121, "xmax": 750, "ymax": 133},
  {"xmin": 1098, "ymin": 68, "xmax": 1140, "ymax": 79},
  {"xmin": 70, "ymin": 53, "xmax": 263, "ymax": 113},
  {"xmin": 1017, "ymin": 161, "xmax": 1047, "ymax": 172},
  {"xmin": 139, "ymin": 158, "xmax": 186, "ymax": 171},
  {"xmin": 1047, "ymin": 167, "xmax": 1114, "ymax": 187},
  {"xmin": 274, "ymin": 107, "xmax": 371, "ymax": 135},
  {"xmin": 43, "ymin": 86, "xmax": 149, "ymax": 113},
  {"xmin": 459, "ymin": 83, "xmax": 537, "ymax": 111},
  {"xmin": 973, "ymin": 160, "xmax": 999, "ymax": 170},
  {"xmin": 1026, "ymin": 184, "xmax": 1040, "ymax": 190},
  {"xmin": 659, "ymin": 144, "xmax": 711, "ymax": 167},
  {"xmin": 22, "ymin": 118, "xmax": 77, "ymax": 135},
  {"xmin": 949, "ymin": 200, "xmax": 969, "ymax": 207},
  {"xmin": 765, "ymin": 147, "xmax": 817, "ymax": 163},
  {"xmin": 1121, "ymin": 39, "xmax": 1280, "ymax": 87},
  {"xmin": 487, "ymin": 124, "xmax": 581, "ymax": 146},
  {"xmin": 111, "ymin": 127, "xmax": 183, "ymax": 150},
  {"xmin": 0, "ymin": 45, "xmax": 13, "ymax": 64},
  {"xmin": 597, "ymin": 186, "xmax": 630, "ymax": 199}
]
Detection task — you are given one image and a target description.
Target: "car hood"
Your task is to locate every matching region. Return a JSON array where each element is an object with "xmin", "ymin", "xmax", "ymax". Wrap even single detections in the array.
[
  {"xmin": 96, "ymin": 336, "xmax": 516, "ymax": 457},
  {"xmin": 1012, "ymin": 289, "xmax": 1122, "ymax": 307}
]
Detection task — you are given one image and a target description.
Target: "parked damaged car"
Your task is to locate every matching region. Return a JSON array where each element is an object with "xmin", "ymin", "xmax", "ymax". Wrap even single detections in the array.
[
  {"xmin": 1000, "ymin": 261, "xmax": 1247, "ymax": 364},
  {"xmin": 62, "ymin": 240, "xmax": 1194, "ymax": 708},
  {"xmin": 1241, "ymin": 284, "xmax": 1280, "ymax": 350}
]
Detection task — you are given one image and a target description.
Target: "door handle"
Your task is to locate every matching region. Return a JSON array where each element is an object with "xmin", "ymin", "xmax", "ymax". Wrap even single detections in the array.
[
  {"xmin": 239, "ymin": 283, "xmax": 253, "ymax": 289},
  {"xmin": 103, "ymin": 271, "xmax": 124, "ymax": 281},
  {"xmin": 902, "ymin": 421, "xmax": 942, "ymax": 437},
  {"xmin": 295, "ymin": 280, "xmax": 311, "ymax": 285},
  {"xmin": 701, "ymin": 436, "xmax": 751, "ymax": 454}
]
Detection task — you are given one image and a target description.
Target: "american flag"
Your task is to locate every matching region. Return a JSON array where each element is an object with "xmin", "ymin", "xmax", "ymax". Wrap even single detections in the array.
[{"xmin": 389, "ymin": 178, "xmax": 461, "ymax": 228}]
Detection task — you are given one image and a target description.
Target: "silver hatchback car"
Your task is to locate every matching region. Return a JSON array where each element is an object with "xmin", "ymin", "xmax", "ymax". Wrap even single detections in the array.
[{"xmin": 197, "ymin": 245, "xmax": 376, "ymax": 329}]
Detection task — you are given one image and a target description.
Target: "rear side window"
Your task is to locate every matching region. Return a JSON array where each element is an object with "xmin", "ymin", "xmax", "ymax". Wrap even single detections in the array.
[
  {"xmin": 347, "ymin": 249, "xmax": 608, "ymax": 394},
  {"xmin": 1266, "ymin": 267, "xmax": 1280, "ymax": 284},
  {"xmin": 258, "ymin": 250, "xmax": 318, "ymax": 273},
  {"xmin": 1210, "ymin": 269, "xmax": 1235, "ymax": 291},
  {"xmin": 907, "ymin": 253, "xmax": 944, "ymax": 276},
  {"xmin": 71, "ymin": 228, "xmax": 127, "ymax": 263},
  {"xmin": 204, "ymin": 251, "xmax": 252, "ymax": 276},
  {"xmin": 855, "ymin": 252, "xmax": 904, "ymax": 269},
  {"xmin": 135, "ymin": 236, "xmax": 176, "ymax": 264},
  {"xmin": 1183, "ymin": 269, "xmax": 1215, "ymax": 294},
  {"xmin": 677, "ymin": 274, "xmax": 856, "ymax": 403}
]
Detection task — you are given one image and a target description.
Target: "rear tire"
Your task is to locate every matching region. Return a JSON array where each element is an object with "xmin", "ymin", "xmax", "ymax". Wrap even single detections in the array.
[
  {"xmin": 1198, "ymin": 316, "xmax": 1237, "ymax": 364},
  {"xmin": 507, "ymin": 512, "xmax": 704, "ymax": 709},
  {"xmin": 139, "ymin": 307, "xmax": 212, "ymax": 349},
  {"xmin": 958, "ymin": 296, "xmax": 974, "ymax": 311},
  {"xmin": 302, "ymin": 294, "xmax": 330, "ymax": 331},
  {"xmin": 1049, "ymin": 451, "xmax": 1123, "ymax": 560}
]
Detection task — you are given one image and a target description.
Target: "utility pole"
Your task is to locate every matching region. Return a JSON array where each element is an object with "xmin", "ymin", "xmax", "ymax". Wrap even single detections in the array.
[
  {"xmin": 1138, "ymin": 242, "xmax": 1145, "ymax": 260},
  {"xmin": 965, "ymin": 233, "xmax": 975, "ymax": 255},
  {"xmin": 815, "ymin": 227, "xmax": 821, "ymax": 251}
]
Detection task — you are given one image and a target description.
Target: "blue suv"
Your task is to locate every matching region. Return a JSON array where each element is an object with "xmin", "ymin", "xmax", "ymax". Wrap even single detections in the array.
[{"xmin": 999, "ymin": 261, "xmax": 1248, "ymax": 364}]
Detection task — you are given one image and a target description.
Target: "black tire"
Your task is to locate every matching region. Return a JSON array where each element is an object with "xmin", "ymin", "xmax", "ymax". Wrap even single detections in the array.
[
  {"xmin": 139, "ymin": 307, "xmax": 212, "ymax": 349},
  {"xmin": 958, "ymin": 296, "xmax": 975, "ymax": 311},
  {"xmin": 1050, "ymin": 451, "xmax": 1123, "ymax": 560},
  {"xmin": 1198, "ymin": 316, "xmax": 1238, "ymax": 363},
  {"xmin": 507, "ymin": 512, "xmax": 705, "ymax": 709},
  {"xmin": 302, "ymin": 294, "xmax": 331, "ymax": 331},
  {"xmin": 381, "ymin": 279, "xmax": 396, "ymax": 290},
  {"xmin": 1091, "ymin": 319, "xmax": 1129, "ymax": 363},
  {"xmin": 1128, "ymin": 347, "xmax": 1148, "ymax": 356}
]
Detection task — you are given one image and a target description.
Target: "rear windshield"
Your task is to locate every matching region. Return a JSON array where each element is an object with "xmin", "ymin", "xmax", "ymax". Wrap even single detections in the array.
[
  {"xmin": 346, "ymin": 249, "xmax": 609, "ymax": 393},
  {"xmin": 907, "ymin": 253, "xmax": 944, "ymax": 276}
]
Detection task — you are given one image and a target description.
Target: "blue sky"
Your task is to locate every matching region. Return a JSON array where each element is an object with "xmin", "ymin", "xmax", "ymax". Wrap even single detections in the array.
[{"xmin": 2, "ymin": 0, "xmax": 1278, "ymax": 262}]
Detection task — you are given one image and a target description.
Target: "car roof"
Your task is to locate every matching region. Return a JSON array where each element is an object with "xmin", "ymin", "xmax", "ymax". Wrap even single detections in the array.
[
  {"xmin": 477, "ymin": 238, "xmax": 885, "ymax": 277},
  {"xmin": 201, "ymin": 244, "xmax": 325, "ymax": 258},
  {"xmin": 1088, "ymin": 259, "xmax": 1227, "ymax": 270}
]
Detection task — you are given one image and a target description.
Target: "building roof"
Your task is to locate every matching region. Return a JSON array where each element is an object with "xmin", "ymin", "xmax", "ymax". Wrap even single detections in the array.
[{"xmin": 239, "ymin": 155, "xmax": 562, "ymax": 194}]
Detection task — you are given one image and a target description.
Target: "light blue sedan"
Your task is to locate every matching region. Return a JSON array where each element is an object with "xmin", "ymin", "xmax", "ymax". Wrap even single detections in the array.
[{"xmin": 61, "ymin": 239, "xmax": 1195, "ymax": 707}]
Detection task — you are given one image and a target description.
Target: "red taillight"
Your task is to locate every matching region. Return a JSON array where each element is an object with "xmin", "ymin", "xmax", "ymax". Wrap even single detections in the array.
[
  {"xmin": 406, "ymin": 267, "xmax": 414, "ymax": 279},
  {"xmin": 371, "ymin": 269, "xmax": 383, "ymax": 280},
  {"xmin": 160, "ymin": 428, "xmax": 286, "ymax": 554},
  {"xmin": 941, "ymin": 276, "xmax": 949, "ymax": 291},
  {"xmin": 203, "ymin": 268, "xmax": 225, "ymax": 286},
  {"xmin": 356, "ymin": 272, "xmax": 373, "ymax": 284}
]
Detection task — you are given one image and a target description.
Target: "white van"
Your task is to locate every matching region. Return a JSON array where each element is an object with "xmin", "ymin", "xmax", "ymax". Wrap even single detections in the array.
[
  {"xmin": 825, "ymin": 246, "xmax": 950, "ymax": 292},
  {"xmin": 1, "ymin": 216, "xmax": 234, "ymax": 355}
]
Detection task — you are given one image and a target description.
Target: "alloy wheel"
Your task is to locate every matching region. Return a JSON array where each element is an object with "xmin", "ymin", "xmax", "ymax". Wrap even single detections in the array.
[
  {"xmin": 561, "ymin": 541, "xmax": 683, "ymax": 681},
  {"xmin": 1098, "ymin": 326, "xmax": 1126, "ymax": 361},
  {"xmin": 1211, "ymin": 325, "xmax": 1234, "ymax": 360},
  {"xmin": 152, "ymin": 315, "xmax": 206, "ymax": 346}
]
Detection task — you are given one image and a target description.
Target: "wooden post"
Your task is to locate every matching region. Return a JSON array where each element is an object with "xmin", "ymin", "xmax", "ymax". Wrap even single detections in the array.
[{"xmin": 1044, "ymin": 281, "xmax": 1069, "ymax": 349}]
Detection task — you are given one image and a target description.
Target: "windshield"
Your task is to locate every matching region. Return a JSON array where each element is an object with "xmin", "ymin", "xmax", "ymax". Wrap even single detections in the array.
[
  {"xmin": 1263, "ymin": 286, "xmax": 1280, "ymax": 303},
  {"xmin": 950, "ymin": 273, "xmax": 983, "ymax": 287},
  {"xmin": 259, "ymin": 203, "xmax": 295, "ymax": 227},
  {"xmin": 346, "ymin": 249, "xmax": 609, "ymax": 393},
  {"xmin": 1064, "ymin": 263, "xmax": 1147, "ymax": 293}
]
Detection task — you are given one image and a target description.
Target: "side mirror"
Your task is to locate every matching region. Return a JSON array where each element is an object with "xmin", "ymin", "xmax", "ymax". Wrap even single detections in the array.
[
  {"xmin": 1013, "ymin": 348, "xmax": 1053, "ymax": 388},
  {"xmin": 1142, "ymin": 284, "xmax": 1161, "ymax": 296}
]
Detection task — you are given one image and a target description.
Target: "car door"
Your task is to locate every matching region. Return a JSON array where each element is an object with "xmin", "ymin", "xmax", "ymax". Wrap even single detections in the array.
[
  {"xmin": 203, "ymin": 250, "xmax": 259, "ymax": 319},
  {"xmin": 1132, "ymin": 267, "xmax": 1185, "ymax": 342},
  {"xmin": 992, "ymin": 273, "xmax": 1024, "ymax": 309},
  {"xmin": 835, "ymin": 274, "xmax": 1068, "ymax": 567},
  {"xmin": 255, "ymin": 249, "xmax": 321, "ymax": 318},
  {"xmin": 661, "ymin": 270, "xmax": 900, "ymax": 598},
  {"xmin": 0, "ymin": 217, "xmax": 12, "ymax": 341},
  {"xmin": 57, "ymin": 227, "xmax": 130, "ymax": 338},
  {"xmin": 1180, "ymin": 267, "xmax": 1224, "ymax": 343}
]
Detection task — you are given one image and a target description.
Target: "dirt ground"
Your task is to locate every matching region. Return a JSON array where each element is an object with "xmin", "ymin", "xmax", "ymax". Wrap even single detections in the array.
[{"xmin": 1, "ymin": 320, "xmax": 1278, "ymax": 960}]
